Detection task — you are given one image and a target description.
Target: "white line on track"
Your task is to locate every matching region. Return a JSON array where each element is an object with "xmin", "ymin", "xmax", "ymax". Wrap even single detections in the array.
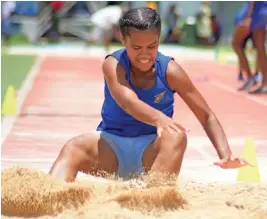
[
  {"xmin": 210, "ymin": 80, "xmax": 267, "ymax": 106},
  {"xmin": 1, "ymin": 56, "xmax": 45, "ymax": 146}
]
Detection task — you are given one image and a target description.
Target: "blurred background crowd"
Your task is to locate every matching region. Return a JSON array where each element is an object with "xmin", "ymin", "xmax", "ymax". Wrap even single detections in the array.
[{"xmin": 1, "ymin": 1, "xmax": 240, "ymax": 45}]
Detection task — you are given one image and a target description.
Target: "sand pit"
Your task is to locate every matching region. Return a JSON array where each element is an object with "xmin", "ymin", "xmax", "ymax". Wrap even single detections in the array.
[
  {"xmin": 2, "ymin": 167, "xmax": 267, "ymax": 219},
  {"xmin": 1, "ymin": 167, "xmax": 93, "ymax": 217}
]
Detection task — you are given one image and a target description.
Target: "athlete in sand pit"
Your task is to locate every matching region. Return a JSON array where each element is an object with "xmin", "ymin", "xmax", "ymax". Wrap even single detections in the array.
[{"xmin": 49, "ymin": 7, "xmax": 249, "ymax": 182}]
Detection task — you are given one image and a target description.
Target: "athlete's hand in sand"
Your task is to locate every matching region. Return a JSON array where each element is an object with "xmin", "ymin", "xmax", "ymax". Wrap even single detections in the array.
[
  {"xmin": 155, "ymin": 114, "xmax": 190, "ymax": 137},
  {"xmin": 214, "ymin": 157, "xmax": 253, "ymax": 169}
]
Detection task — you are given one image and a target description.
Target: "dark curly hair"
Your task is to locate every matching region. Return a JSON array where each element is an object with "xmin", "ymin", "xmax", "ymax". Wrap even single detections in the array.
[{"xmin": 119, "ymin": 7, "xmax": 161, "ymax": 37}]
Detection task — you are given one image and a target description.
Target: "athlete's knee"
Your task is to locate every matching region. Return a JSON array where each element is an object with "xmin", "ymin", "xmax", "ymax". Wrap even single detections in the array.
[
  {"xmin": 61, "ymin": 134, "xmax": 98, "ymax": 165},
  {"xmin": 253, "ymin": 30, "xmax": 265, "ymax": 46},
  {"xmin": 64, "ymin": 134, "xmax": 91, "ymax": 151},
  {"xmin": 232, "ymin": 39, "xmax": 242, "ymax": 51},
  {"xmin": 173, "ymin": 131, "xmax": 187, "ymax": 152},
  {"xmin": 231, "ymin": 38, "xmax": 236, "ymax": 49},
  {"xmin": 163, "ymin": 131, "xmax": 187, "ymax": 152},
  {"xmin": 49, "ymin": 135, "xmax": 93, "ymax": 181}
]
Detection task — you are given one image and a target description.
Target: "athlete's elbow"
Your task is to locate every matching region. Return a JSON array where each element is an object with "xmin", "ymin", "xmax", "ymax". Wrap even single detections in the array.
[
  {"xmin": 116, "ymin": 98, "xmax": 129, "ymax": 111},
  {"xmin": 207, "ymin": 112, "xmax": 217, "ymax": 121},
  {"xmin": 203, "ymin": 112, "xmax": 217, "ymax": 127},
  {"xmin": 198, "ymin": 110, "xmax": 215, "ymax": 127}
]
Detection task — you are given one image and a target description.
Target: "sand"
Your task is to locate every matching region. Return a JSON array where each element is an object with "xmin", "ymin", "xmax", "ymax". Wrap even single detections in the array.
[{"xmin": 2, "ymin": 167, "xmax": 267, "ymax": 219}]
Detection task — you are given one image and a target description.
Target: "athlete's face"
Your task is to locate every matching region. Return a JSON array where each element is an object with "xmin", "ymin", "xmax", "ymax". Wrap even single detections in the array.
[{"xmin": 122, "ymin": 28, "xmax": 160, "ymax": 72}]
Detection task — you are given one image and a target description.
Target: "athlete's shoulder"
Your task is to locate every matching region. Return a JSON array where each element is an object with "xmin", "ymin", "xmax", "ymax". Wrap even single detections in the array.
[
  {"xmin": 105, "ymin": 48, "xmax": 127, "ymax": 61},
  {"xmin": 155, "ymin": 51, "xmax": 175, "ymax": 76},
  {"xmin": 164, "ymin": 59, "xmax": 194, "ymax": 94},
  {"xmin": 104, "ymin": 48, "xmax": 129, "ymax": 73},
  {"xmin": 166, "ymin": 59, "xmax": 182, "ymax": 75},
  {"xmin": 102, "ymin": 49, "xmax": 127, "ymax": 77},
  {"xmin": 156, "ymin": 50, "xmax": 174, "ymax": 62}
]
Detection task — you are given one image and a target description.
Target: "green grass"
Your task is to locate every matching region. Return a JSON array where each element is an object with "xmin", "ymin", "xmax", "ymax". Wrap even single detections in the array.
[
  {"xmin": 1, "ymin": 33, "xmax": 30, "ymax": 47},
  {"xmin": 1, "ymin": 53, "xmax": 37, "ymax": 105}
]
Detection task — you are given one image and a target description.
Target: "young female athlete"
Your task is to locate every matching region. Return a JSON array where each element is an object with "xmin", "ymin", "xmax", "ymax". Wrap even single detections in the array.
[{"xmin": 49, "ymin": 7, "xmax": 248, "ymax": 182}]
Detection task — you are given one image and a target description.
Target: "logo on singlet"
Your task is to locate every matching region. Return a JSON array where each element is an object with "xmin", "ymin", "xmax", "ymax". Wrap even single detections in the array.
[{"xmin": 154, "ymin": 91, "xmax": 167, "ymax": 103}]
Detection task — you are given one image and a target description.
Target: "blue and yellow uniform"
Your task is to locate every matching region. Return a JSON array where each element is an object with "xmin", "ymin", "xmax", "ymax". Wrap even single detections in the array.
[{"xmin": 96, "ymin": 48, "xmax": 174, "ymax": 179}]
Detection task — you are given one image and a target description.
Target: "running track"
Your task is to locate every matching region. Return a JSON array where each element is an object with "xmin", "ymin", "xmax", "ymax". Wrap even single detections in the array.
[{"xmin": 2, "ymin": 54, "xmax": 267, "ymax": 183}]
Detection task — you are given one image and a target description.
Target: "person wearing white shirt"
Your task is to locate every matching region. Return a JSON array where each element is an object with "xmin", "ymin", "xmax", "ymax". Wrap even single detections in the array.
[{"xmin": 88, "ymin": 5, "xmax": 126, "ymax": 52}]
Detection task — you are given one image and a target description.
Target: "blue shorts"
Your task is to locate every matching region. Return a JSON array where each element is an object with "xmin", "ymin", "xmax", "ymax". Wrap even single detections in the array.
[
  {"xmin": 235, "ymin": 2, "xmax": 249, "ymax": 26},
  {"xmin": 100, "ymin": 131, "xmax": 156, "ymax": 180},
  {"xmin": 251, "ymin": 2, "xmax": 267, "ymax": 30}
]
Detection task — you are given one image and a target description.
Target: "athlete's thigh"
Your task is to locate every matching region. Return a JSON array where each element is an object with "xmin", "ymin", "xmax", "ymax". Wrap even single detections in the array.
[
  {"xmin": 50, "ymin": 132, "xmax": 118, "ymax": 180},
  {"xmin": 141, "ymin": 136, "xmax": 159, "ymax": 172},
  {"xmin": 77, "ymin": 132, "xmax": 119, "ymax": 175},
  {"xmin": 142, "ymin": 131, "xmax": 187, "ymax": 172},
  {"xmin": 253, "ymin": 29, "xmax": 266, "ymax": 48},
  {"xmin": 233, "ymin": 25, "xmax": 251, "ymax": 45}
]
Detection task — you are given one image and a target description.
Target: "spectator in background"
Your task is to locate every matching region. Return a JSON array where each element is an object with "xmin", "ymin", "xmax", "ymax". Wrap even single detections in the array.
[
  {"xmin": 48, "ymin": 1, "xmax": 64, "ymax": 42},
  {"xmin": 232, "ymin": 1, "xmax": 260, "ymax": 91},
  {"xmin": 196, "ymin": 1, "xmax": 213, "ymax": 45},
  {"xmin": 232, "ymin": 1, "xmax": 265, "ymax": 92},
  {"xmin": 1, "ymin": 1, "xmax": 16, "ymax": 43},
  {"xmin": 87, "ymin": 4, "xmax": 128, "ymax": 52},
  {"xmin": 107, "ymin": 1, "xmax": 122, "ymax": 6},
  {"xmin": 146, "ymin": 1, "xmax": 158, "ymax": 10},
  {"xmin": 211, "ymin": 14, "xmax": 221, "ymax": 44},
  {"xmin": 164, "ymin": 4, "xmax": 182, "ymax": 43},
  {"xmin": 248, "ymin": 1, "xmax": 267, "ymax": 94},
  {"xmin": 50, "ymin": 1, "xmax": 64, "ymax": 11}
]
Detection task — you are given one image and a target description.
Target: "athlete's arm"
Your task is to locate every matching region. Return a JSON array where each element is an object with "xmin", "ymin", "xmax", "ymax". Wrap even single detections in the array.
[
  {"xmin": 102, "ymin": 56, "xmax": 186, "ymax": 135},
  {"xmin": 166, "ymin": 60, "xmax": 231, "ymax": 160}
]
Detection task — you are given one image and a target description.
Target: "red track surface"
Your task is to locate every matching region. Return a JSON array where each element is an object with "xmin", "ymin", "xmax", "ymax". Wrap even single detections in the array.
[{"xmin": 2, "ymin": 56, "xmax": 266, "ymax": 181}]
